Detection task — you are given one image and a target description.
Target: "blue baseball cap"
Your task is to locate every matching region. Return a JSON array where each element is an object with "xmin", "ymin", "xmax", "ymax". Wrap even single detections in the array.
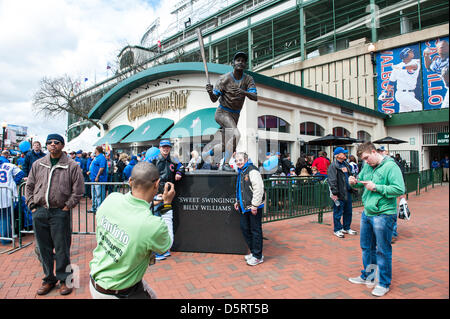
[
  {"xmin": 334, "ymin": 147, "xmax": 348, "ymax": 156},
  {"xmin": 377, "ymin": 146, "xmax": 386, "ymax": 151},
  {"xmin": 275, "ymin": 152, "xmax": 281, "ymax": 156},
  {"xmin": 131, "ymin": 155, "xmax": 138, "ymax": 161},
  {"xmin": 266, "ymin": 152, "xmax": 271, "ymax": 156},
  {"xmin": 159, "ymin": 140, "xmax": 172, "ymax": 148},
  {"xmin": 76, "ymin": 150, "xmax": 82, "ymax": 154},
  {"xmin": 399, "ymin": 47, "xmax": 412, "ymax": 60}
]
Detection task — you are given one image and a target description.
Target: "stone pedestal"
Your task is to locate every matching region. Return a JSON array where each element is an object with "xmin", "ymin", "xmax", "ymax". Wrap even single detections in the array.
[{"xmin": 171, "ymin": 170, "xmax": 248, "ymax": 254}]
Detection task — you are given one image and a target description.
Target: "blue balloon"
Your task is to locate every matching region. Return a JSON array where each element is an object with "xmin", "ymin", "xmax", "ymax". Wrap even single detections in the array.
[
  {"xmin": 19, "ymin": 141, "xmax": 31, "ymax": 153},
  {"xmin": 263, "ymin": 155, "xmax": 279, "ymax": 172},
  {"xmin": 145, "ymin": 147, "xmax": 160, "ymax": 162}
]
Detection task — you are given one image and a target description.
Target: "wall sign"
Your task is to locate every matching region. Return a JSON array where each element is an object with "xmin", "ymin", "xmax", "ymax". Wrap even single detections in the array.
[
  {"xmin": 127, "ymin": 90, "xmax": 190, "ymax": 121},
  {"xmin": 437, "ymin": 132, "xmax": 449, "ymax": 145}
]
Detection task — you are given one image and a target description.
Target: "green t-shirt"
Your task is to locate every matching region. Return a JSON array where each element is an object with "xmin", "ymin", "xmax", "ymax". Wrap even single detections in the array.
[
  {"xmin": 50, "ymin": 156, "xmax": 60, "ymax": 167},
  {"xmin": 89, "ymin": 192, "xmax": 171, "ymax": 290}
]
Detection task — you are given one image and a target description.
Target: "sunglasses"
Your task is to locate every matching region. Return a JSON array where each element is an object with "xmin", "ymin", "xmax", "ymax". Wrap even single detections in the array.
[{"xmin": 46, "ymin": 140, "xmax": 61, "ymax": 145}]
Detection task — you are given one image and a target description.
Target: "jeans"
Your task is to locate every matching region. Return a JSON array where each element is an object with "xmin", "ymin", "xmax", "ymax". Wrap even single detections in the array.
[
  {"xmin": 0, "ymin": 207, "xmax": 12, "ymax": 245},
  {"xmin": 392, "ymin": 215, "xmax": 398, "ymax": 237},
  {"xmin": 239, "ymin": 208, "xmax": 263, "ymax": 259},
  {"xmin": 32, "ymin": 207, "xmax": 72, "ymax": 284},
  {"xmin": 91, "ymin": 184, "xmax": 106, "ymax": 211},
  {"xmin": 359, "ymin": 212, "xmax": 396, "ymax": 288},
  {"xmin": 333, "ymin": 192, "xmax": 353, "ymax": 232}
]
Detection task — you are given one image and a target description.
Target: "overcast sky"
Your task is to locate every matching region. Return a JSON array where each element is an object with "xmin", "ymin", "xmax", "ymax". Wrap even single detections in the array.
[{"xmin": 0, "ymin": 0, "xmax": 174, "ymax": 144}]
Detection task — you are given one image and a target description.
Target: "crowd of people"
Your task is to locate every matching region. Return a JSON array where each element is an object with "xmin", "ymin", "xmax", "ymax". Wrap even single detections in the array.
[{"xmin": 0, "ymin": 133, "xmax": 447, "ymax": 299}]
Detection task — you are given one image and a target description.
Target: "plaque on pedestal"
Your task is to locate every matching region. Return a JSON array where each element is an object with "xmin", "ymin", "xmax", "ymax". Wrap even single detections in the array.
[{"xmin": 171, "ymin": 171, "xmax": 248, "ymax": 254}]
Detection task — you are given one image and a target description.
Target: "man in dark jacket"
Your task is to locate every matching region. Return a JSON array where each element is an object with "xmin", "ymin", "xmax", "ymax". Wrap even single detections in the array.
[
  {"xmin": 22, "ymin": 141, "xmax": 46, "ymax": 178},
  {"xmin": 327, "ymin": 147, "xmax": 357, "ymax": 238},
  {"xmin": 151, "ymin": 140, "xmax": 185, "ymax": 194},
  {"xmin": 281, "ymin": 153, "xmax": 294, "ymax": 175},
  {"xmin": 151, "ymin": 140, "xmax": 184, "ymax": 260},
  {"xmin": 25, "ymin": 133, "xmax": 84, "ymax": 296}
]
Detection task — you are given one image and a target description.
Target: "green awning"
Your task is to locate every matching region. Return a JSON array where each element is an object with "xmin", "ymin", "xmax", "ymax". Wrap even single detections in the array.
[
  {"xmin": 121, "ymin": 118, "xmax": 174, "ymax": 143},
  {"xmin": 161, "ymin": 108, "xmax": 220, "ymax": 139},
  {"xmin": 93, "ymin": 125, "xmax": 134, "ymax": 146}
]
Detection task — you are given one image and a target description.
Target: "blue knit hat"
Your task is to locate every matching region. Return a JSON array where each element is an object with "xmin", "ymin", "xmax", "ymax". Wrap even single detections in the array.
[{"xmin": 46, "ymin": 133, "xmax": 65, "ymax": 145}]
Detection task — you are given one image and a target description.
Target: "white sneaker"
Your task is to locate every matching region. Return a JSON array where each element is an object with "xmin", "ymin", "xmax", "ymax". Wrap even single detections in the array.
[
  {"xmin": 371, "ymin": 285, "xmax": 389, "ymax": 297},
  {"xmin": 244, "ymin": 253, "xmax": 252, "ymax": 261},
  {"xmin": 334, "ymin": 230, "xmax": 345, "ymax": 238},
  {"xmin": 348, "ymin": 276, "xmax": 373, "ymax": 285},
  {"xmin": 246, "ymin": 256, "xmax": 264, "ymax": 266},
  {"xmin": 342, "ymin": 229, "xmax": 358, "ymax": 235}
]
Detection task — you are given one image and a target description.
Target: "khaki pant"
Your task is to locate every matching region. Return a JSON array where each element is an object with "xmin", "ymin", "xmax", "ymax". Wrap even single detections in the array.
[{"xmin": 443, "ymin": 167, "xmax": 449, "ymax": 182}]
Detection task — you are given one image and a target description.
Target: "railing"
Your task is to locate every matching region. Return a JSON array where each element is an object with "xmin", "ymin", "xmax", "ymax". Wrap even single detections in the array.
[
  {"xmin": 13, "ymin": 182, "xmax": 130, "ymax": 253},
  {"xmin": 262, "ymin": 168, "xmax": 444, "ymax": 224},
  {"xmin": 9, "ymin": 168, "xmax": 445, "ymax": 253},
  {"xmin": 0, "ymin": 186, "xmax": 17, "ymax": 252},
  {"xmin": 262, "ymin": 176, "xmax": 363, "ymax": 224}
]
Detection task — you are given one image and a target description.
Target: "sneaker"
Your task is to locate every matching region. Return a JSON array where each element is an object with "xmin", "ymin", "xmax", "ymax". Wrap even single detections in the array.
[
  {"xmin": 342, "ymin": 229, "xmax": 358, "ymax": 235},
  {"xmin": 163, "ymin": 250, "xmax": 171, "ymax": 258},
  {"xmin": 371, "ymin": 285, "xmax": 390, "ymax": 297},
  {"xmin": 244, "ymin": 253, "xmax": 252, "ymax": 261},
  {"xmin": 155, "ymin": 253, "xmax": 166, "ymax": 261},
  {"xmin": 246, "ymin": 256, "xmax": 264, "ymax": 266},
  {"xmin": 334, "ymin": 230, "xmax": 345, "ymax": 238},
  {"xmin": 348, "ymin": 276, "xmax": 372, "ymax": 285}
]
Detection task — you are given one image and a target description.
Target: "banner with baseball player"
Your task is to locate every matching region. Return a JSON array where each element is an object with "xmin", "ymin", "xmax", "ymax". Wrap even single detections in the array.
[
  {"xmin": 421, "ymin": 36, "xmax": 449, "ymax": 110},
  {"xmin": 376, "ymin": 44, "xmax": 423, "ymax": 114}
]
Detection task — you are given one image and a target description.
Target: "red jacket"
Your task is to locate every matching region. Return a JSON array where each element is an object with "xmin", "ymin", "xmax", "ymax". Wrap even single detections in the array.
[{"xmin": 312, "ymin": 156, "xmax": 330, "ymax": 175}]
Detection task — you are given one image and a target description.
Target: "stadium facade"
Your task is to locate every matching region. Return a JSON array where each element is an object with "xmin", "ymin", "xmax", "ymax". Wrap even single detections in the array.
[{"xmin": 68, "ymin": 0, "xmax": 449, "ymax": 169}]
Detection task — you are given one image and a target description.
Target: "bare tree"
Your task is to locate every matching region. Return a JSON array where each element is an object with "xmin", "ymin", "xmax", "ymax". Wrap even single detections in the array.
[{"xmin": 32, "ymin": 75, "xmax": 101, "ymax": 129}]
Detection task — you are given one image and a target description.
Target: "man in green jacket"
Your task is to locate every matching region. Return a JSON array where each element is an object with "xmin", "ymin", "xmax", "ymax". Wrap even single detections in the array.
[{"xmin": 347, "ymin": 142, "xmax": 405, "ymax": 297}]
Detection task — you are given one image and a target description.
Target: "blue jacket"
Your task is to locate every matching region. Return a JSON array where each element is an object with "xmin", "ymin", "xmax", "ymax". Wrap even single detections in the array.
[
  {"xmin": 123, "ymin": 159, "xmax": 138, "ymax": 180},
  {"xmin": 22, "ymin": 150, "xmax": 46, "ymax": 177}
]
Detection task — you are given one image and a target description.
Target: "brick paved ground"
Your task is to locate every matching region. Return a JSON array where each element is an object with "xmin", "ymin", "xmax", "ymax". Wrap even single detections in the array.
[{"xmin": 0, "ymin": 184, "xmax": 447, "ymax": 300}]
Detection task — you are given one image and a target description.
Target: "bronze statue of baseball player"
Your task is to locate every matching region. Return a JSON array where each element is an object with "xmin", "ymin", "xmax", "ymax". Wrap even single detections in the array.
[{"xmin": 204, "ymin": 52, "xmax": 257, "ymax": 171}]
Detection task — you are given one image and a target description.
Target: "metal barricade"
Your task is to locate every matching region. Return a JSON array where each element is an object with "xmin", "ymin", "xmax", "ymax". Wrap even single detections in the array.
[
  {"xmin": 14, "ymin": 181, "xmax": 130, "ymax": 253},
  {"xmin": 75, "ymin": 182, "xmax": 130, "ymax": 234},
  {"xmin": 0, "ymin": 186, "xmax": 17, "ymax": 252},
  {"xmin": 263, "ymin": 177, "xmax": 332, "ymax": 223}
]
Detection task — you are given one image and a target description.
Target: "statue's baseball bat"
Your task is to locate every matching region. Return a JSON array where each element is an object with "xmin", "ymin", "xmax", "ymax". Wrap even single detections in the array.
[{"xmin": 196, "ymin": 28, "xmax": 210, "ymax": 85}]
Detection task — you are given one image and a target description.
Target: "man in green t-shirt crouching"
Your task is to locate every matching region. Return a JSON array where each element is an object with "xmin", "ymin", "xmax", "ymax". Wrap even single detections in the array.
[{"xmin": 89, "ymin": 161, "xmax": 175, "ymax": 299}]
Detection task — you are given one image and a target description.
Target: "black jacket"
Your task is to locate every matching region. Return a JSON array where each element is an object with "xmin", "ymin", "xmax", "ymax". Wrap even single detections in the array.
[
  {"xmin": 152, "ymin": 154, "xmax": 185, "ymax": 193},
  {"xmin": 22, "ymin": 150, "xmax": 46, "ymax": 177},
  {"xmin": 327, "ymin": 160, "xmax": 354, "ymax": 201}
]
